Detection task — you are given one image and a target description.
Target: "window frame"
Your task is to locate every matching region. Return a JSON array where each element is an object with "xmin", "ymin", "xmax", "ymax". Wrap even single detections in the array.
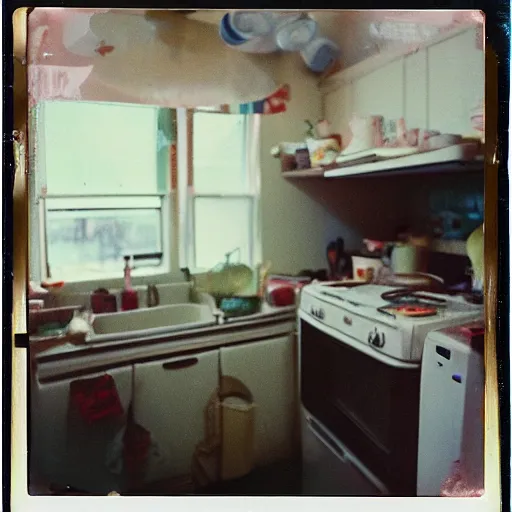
[
  {"xmin": 29, "ymin": 101, "xmax": 173, "ymax": 284},
  {"xmin": 178, "ymin": 107, "xmax": 262, "ymax": 273}
]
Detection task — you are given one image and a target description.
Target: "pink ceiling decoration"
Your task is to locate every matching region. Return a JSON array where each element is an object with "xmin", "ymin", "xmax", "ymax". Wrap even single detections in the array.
[
  {"xmin": 28, "ymin": 65, "xmax": 93, "ymax": 108},
  {"xmin": 28, "ymin": 8, "xmax": 283, "ymax": 109},
  {"xmin": 28, "ymin": 8, "xmax": 112, "ymax": 66},
  {"xmin": 28, "ymin": 8, "xmax": 109, "ymax": 107}
]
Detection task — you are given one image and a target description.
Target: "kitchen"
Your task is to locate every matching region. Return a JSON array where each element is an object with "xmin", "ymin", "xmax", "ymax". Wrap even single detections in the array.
[{"xmin": 19, "ymin": 8, "xmax": 493, "ymax": 500}]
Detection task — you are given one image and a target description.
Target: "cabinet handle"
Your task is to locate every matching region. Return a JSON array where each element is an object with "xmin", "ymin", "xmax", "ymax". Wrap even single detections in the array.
[{"xmin": 162, "ymin": 357, "xmax": 198, "ymax": 370}]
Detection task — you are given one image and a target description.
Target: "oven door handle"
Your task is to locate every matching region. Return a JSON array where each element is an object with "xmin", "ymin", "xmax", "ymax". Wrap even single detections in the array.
[{"xmin": 305, "ymin": 414, "xmax": 348, "ymax": 463}]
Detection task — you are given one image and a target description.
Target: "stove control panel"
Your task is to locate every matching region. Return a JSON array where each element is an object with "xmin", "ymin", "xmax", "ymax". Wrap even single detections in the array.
[
  {"xmin": 300, "ymin": 289, "xmax": 409, "ymax": 361},
  {"xmin": 310, "ymin": 306, "xmax": 325, "ymax": 321},
  {"xmin": 368, "ymin": 327, "xmax": 386, "ymax": 349}
]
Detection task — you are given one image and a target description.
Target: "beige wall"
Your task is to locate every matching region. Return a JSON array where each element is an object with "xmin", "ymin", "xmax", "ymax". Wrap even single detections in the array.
[
  {"xmin": 259, "ymin": 55, "xmax": 351, "ymax": 274},
  {"xmin": 258, "ymin": 54, "xmax": 418, "ymax": 273}
]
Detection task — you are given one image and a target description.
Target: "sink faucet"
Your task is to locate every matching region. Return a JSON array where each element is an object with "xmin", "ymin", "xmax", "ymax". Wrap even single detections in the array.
[{"xmin": 146, "ymin": 285, "xmax": 160, "ymax": 308}]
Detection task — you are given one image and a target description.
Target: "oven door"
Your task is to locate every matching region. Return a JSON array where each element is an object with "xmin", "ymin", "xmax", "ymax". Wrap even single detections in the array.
[{"xmin": 299, "ymin": 312, "xmax": 421, "ymax": 496}]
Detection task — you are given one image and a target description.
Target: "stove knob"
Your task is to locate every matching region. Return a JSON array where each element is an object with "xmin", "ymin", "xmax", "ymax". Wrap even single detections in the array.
[
  {"xmin": 368, "ymin": 328, "xmax": 386, "ymax": 348},
  {"xmin": 368, "ymin": 329, "xmax": 378, "ymax": 346}
]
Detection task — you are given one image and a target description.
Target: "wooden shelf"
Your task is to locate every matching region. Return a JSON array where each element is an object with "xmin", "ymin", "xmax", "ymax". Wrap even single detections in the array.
[{"xmin": 282, "ymin": 144, "xmax": 484, "ymax": 180}]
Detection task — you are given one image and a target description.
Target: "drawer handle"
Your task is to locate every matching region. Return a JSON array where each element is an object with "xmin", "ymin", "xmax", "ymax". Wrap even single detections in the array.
[
  {"xmin": 343, "ymin": 316, "xmax": 352, "ymax": 326},
  {"xmin": 162, "ymin": 358, "xmax": 198, "ymax": 371}
]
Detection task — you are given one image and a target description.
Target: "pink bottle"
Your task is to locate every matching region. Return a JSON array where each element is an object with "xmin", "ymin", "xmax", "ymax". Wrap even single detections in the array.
[{"xmin": 121, "ymin": 256, "xmax": 139, "ymax": 311}]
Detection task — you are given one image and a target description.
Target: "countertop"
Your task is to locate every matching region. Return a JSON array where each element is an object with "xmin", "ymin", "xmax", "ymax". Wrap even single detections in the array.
[{"xmin": 33, "ymin": 304, "xmax": 297, "ymax": 383}]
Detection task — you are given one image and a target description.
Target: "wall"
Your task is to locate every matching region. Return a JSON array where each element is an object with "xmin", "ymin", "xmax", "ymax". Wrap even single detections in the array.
[
  {"xmin": 306, "ymin": 27, "xmax": 485, "ymax": 250},
  {"xmin": 259, "ymin": 55, "xmax": 349, "ymax": 274}
]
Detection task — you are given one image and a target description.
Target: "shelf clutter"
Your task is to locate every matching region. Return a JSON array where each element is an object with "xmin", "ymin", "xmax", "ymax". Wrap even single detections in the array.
[{"xmin": 282, "ymin": 143, "xmax": 484, "ymax": 180}]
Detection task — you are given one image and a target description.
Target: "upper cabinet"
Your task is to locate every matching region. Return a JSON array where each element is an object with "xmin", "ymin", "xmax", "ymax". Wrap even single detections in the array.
[
  {"xmin": 353, "ymin": 59, "xmax": 405, "ymax": 120},
  {"xmin": 404, "ymin": 49, "xmax": 428, "ymax": 130},
  {"xmin": 427, "ymin": 29, "xmax": 484, "ymax": 136},
  {"xmin": 323, "ymin": 27, "xmax": 484, "ymax": 148}
]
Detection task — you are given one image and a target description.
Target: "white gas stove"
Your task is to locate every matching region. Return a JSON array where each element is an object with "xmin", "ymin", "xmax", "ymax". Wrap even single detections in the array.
[{"xmin": 299, "ymin": 282, "xmax": 484, "ymax": 363}]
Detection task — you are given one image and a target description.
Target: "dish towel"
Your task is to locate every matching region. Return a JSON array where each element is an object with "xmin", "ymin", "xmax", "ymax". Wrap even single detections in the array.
[
  {"xmin": 66, "ymin": 374, "xmax": 125, "ymax": 493},
  {"xmin": 104, "ymin": 402, "xmax": 154, "ymax": 488},
  {"xmin": 69, "ymin": 374, "xmax": 124, "ymax": 424}
]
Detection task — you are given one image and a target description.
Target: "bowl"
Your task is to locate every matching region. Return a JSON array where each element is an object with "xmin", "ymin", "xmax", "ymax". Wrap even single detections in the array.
[
  {"xmin": 428, "ymin": 134, "xmax": 463, "ymax": 150},
  {"xmin": 214, "ymin": 295, "xmax": 262, "ymax": 318}
]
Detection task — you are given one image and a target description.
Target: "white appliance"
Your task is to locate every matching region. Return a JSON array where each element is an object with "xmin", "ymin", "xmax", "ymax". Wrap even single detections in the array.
[
  {"xmin": 417, "ymin": 322, "xmax": 485, "ymax": 496},
  {"xmin": 301, "ymin": 406, "xmax": 387, "ymax": 496},
  {"xmin": 299, "ymin": 282, "xmax": 483, "ymax": 496}
]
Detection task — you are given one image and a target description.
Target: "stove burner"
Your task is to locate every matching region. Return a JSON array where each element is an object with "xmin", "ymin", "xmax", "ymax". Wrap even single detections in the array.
[
  {"xmin": 387, "ymin": 305, "xmax": 439, "ymax": 317},
  {"xmin": 378, "ymin": 301, "xmax": 441, "ymax": 319},
  {"xmin": 380, "ymin": 288, "xmax": 447, "ymax": 306}
]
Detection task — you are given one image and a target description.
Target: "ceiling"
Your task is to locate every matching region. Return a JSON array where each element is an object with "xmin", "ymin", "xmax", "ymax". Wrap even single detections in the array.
[{"xmin": 187, "ymin": 10, "xmax": 479, "ymax": 69}]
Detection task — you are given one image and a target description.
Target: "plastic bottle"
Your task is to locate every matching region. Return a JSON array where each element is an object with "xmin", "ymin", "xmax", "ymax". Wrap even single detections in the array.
[{"xmin": 121, "ymin": 256, "xmax": 139, "ymax": 311}]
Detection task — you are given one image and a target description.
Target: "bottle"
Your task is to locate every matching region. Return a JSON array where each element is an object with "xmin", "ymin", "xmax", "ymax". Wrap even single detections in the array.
[{"xmin": 121, "ymin": 256, "xmax": 139, "ymax": 311}]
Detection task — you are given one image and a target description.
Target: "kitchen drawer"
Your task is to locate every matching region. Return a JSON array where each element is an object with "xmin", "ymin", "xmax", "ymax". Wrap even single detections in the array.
[{"xmin": 133, "ymin": 350, "xmax": 219, "ymax": 483}]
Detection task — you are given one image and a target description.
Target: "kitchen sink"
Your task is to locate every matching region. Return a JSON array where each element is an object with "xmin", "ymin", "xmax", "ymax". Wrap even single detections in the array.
[
  {"xmin": 93, "ymin": 304, "xmax": 215, "ymax": 335},
  {"xmin": 91, "ymin": 303, "xmax": 216, "ymax": 339}
]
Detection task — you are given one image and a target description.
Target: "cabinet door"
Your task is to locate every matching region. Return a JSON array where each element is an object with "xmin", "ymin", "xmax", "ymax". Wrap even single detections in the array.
[
  {"xmin": 219, "ymin": 335, "xmax": 297, "ymax": 467},
  {"xmin": 353, "ymin": 59, "xmax": 405, "ymax": 120},
  {"xmin": 31, "ymin": 366, "xmax": 133, "ymax": 493},
  {"xmin": 427, "ymin": 28, "xmax": 484, "ymax": 135},
  {"xmin": 404, "ymin": 49, "xmax": 428, "ymax": 130},
  {"xmin": 133, "ymin": 350, "xmax": 219, "ymax": 483}
]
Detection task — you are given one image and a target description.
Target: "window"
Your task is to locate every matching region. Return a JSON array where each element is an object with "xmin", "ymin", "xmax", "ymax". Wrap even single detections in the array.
[
  {"xmin": 179, "ymin": 110, "xmax": 261, "ymax": 271},
  {"xmin": 29, "ymin": 102, "xmax": 261, "ymax": 284},
  {"xmin": 30, "ymin": 101, "xmax": 170, "ymax": 282}
]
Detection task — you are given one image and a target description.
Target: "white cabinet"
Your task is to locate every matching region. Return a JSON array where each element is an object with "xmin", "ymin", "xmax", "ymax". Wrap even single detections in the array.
[
  {"xmin": 427, "ymin": 29, "xmax": 484, "ymax": 135},
  {"xmin": 404, "ymin": 49, "xmax": 428, "ymax": 130},
  {"xmin": 322, "ymin": 28, "xmax": 484, "ymax": 143},
  {"xmin": 31, "ymin": 366, "xmax": 133, "ymax": 493},
  {"xmin": 133, "ymin": 350, "xmax": 219, "ymax": 483},
  {"xmin": 219, "ymin": 335, "xmax": 297, "ymax": 467},
  {"xmin": 353, "ymin": 58, "xmax": 405, "ymax": 120}
]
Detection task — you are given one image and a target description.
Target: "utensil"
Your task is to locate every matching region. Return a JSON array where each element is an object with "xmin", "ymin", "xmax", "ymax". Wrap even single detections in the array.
[
  {"xmin": 335, "ymin": 237, "xmax": 351, "ymax": 279},
  {"xmin": 326, "ymin": 241, "xmax": 337, "ymax": 280}
]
